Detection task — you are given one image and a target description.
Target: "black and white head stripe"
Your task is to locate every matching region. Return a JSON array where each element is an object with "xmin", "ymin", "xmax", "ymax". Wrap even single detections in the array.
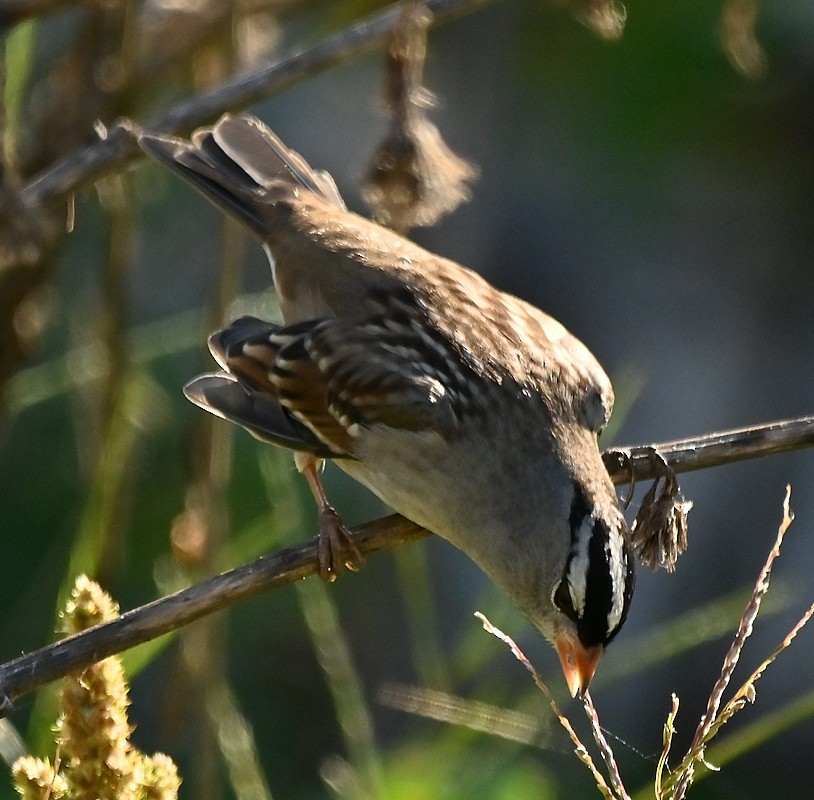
[{"xmin": 553, "ymin": 487, "xmax": 635, "ymax": 648}]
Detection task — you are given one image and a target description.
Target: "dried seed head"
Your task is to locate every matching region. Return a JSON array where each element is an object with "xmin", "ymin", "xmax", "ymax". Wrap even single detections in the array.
[
  {"xmin": 364, "ymin": 113, "xmax": 477, "ymax": 232},
  {"xmin": 572, "ymin": 0, "xmax": 627, "ymax": 41},
  {"xmin": 363, "ymin": 0, "xmax": 477, "ymax": 231},
  {"xmin": 718, "ymin": 0, "xmax": 768, "ymax": 80},
  {"xmin": 628, "ymin": 448, "xmax": 691, "ymax": 572}
]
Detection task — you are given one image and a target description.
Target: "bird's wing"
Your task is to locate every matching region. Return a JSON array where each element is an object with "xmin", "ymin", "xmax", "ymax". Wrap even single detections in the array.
[
  {"xmin": 370, "ymin": 264, "xmax": 617, "ymax": 436},
  {"xmin": 304, "ymin": 313, "xmax": 467, "ymax": 438},
  {"xmin": 201, "ymin": 314, "xmax": 463, "ymax": 456},
  {"xmin": 142, "ymin": 115, "xmax": 613, "ymax": 436},
  {"xmin": 183, "ymin": 373, "xmax": 337, "ymax": 458},
  {"xmin": 200, "ymin": 315, "xmax": 354, "ymax": 456}
]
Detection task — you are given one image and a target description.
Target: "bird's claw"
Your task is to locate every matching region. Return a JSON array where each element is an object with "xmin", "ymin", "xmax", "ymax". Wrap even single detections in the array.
[{"xmin": 317, "ymin": 505, "xmax": 365, "ymax": 582}]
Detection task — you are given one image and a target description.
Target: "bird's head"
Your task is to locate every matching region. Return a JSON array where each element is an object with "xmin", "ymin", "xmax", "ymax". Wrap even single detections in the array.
[{"xmin": 535, "ymin": 484, "xmax": 635, "ymax": 697}]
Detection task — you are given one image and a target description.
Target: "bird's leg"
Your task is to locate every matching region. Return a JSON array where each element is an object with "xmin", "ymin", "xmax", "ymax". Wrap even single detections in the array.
[{"xmin": 295, "ymin": 452, "xmax": 365, "ymax": 581}]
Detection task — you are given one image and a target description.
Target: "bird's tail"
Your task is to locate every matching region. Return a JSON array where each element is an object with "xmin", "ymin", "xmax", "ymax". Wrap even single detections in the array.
[{"xmin": 138, "ymin": 114, "xmax": 345, "ymax": 238}]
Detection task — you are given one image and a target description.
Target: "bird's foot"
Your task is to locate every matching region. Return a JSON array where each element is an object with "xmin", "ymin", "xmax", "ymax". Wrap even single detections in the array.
[{"xmin": 317, "ymin": 505, "xmax": 365, "ymax": 582}]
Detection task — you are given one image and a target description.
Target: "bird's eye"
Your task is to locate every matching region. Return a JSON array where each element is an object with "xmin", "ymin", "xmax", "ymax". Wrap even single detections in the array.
[{"xmin": 552, "ymin": 579, "xmax": 578, "ymax": 621}]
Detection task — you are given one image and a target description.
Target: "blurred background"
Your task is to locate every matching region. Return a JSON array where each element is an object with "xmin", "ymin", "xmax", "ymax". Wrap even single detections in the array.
[{"xmin": 1, "ymin": 0, "xmax": 813, "ymax": 798}]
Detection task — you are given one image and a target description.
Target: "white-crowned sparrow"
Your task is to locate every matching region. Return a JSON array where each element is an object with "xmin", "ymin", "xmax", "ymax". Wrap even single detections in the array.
[{"xmin": 139, "ymin": 114, "xmax": 634, "ymax": 697}]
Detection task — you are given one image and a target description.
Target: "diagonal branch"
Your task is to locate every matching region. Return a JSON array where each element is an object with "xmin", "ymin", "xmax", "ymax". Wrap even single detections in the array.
[
  {"xmin": 602, "ymin": 415, "xmax": 814, "ymax": 480},
  {"xmin": 0, "ymin": 413, "xmax": 812, "ymax": 718},
  {"xmin": 19, "ymin": 0, "xmax": 502, "ymax": 210}
]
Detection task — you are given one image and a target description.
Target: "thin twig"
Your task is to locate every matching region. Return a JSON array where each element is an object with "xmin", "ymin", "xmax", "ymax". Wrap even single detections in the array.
[
  {"xmin": 669, "ymin": 486, "xmax": 794, "ymax": 799},
  {"xmin": 0, "ymin": 515, "xmax": 424, "ymax": 719},
  {"xmin": 582, "ymin": 691, "xmax": 631, "ymax": 800},
  {"xmin": 0, "ymin": 417, "xmax": 812, "ymax": 718},
  {"xmin": 655, "ymin": 694, "xmax": 679, "ymax": 799},
  {"xmin": 731, "ymin": 599, "xmax": 814, "ymax": 706},
  {"xmin": 692, "ymin": 487, "xmax": 791, "ymax": 745},
  {"xmin": 19, "ymin": 0, "xmax": 501, "ymax": 210},
  {"xmin": 602, "ymin": 415, "xmax": 814, "ymax": 482},
  {"xmin": 475, "ymin": 613, "xmax": 617, "ymax": 799}
]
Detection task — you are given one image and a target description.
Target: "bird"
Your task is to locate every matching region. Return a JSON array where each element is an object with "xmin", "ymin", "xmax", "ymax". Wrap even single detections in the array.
[{"xmin": 139, "ymin": 114, "xmax": 635, "ymax": 697}]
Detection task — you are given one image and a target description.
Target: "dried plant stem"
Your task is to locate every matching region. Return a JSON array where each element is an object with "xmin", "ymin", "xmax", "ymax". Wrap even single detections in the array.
[
  {"xmin": 475, "ymin": 613, "xmax": 619, "ymax": 800},
  {"xmin": 582, "ymin": 691, "xmax": 631, "ymax": 800},
  {"xmin": 0, "ymin": 514, "xmax": 424, "ymax": 719},
  {"xmin": 603, "ymin": 416, "xmax": 814, "ymax": 482},
  {"xmin": 0, "ymin": 421, "xmax": 813, "ymax": 717},
  {"xmin": 655, "ymin": 694, "xmax": 679, "ymax": 800},
  {"xmin": 701, "ymin": 685, "xmax": 814, "ymax": 773},
  {"xmin": 19, "ymin": 0, "xmax": 501, "ymax": 210},
  {"xmin": 733, "ymin": 600, "xmax": 814, "ymax": 702},
  {"xmin": 669, "ymin": 486, "xmax": 794, "ymax": 800}
]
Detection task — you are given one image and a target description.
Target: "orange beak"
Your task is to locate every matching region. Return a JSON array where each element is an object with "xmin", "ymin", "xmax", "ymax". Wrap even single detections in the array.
[{"xmin": 556, "ymin": 632, "xmax": 602, "ymax": 698}]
